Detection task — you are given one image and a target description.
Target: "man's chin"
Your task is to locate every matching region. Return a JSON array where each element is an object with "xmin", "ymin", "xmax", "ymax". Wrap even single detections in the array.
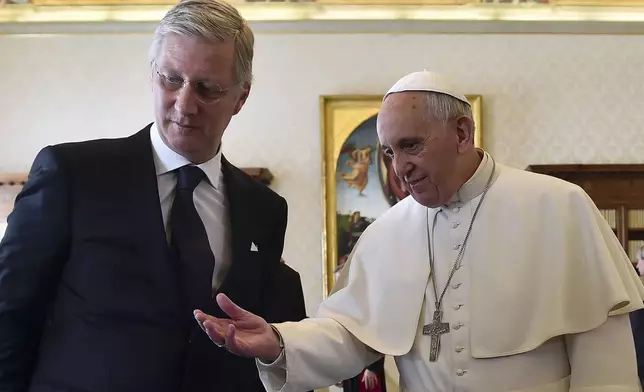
[{"xmin": 163, "ymin": 134, "xmax": 200, "ymax": 156}]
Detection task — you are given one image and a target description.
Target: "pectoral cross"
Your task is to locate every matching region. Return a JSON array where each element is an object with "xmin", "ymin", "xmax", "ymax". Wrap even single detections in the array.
[{"xmin": 422, "ymin": 310, "xmax": 450, "ymax": 362}]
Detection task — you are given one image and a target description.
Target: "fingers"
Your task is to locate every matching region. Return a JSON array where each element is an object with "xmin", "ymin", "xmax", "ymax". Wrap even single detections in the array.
[
  {"xmin": 206, "ymin": 321, "xmax": 243, "ymax": 355},
  {"xmin": 193, "ymin": 310, "xmax": 244, "ymax": 354},
  {"xmin": 193, "ymin": 310, "xmax": 227, "ymax": 346},
  {"xmin": 215, "ymin": 293, "xmax": 249, "ymax": 320},
  {"xmin": 203, "ymin": 320, "xmax": 227, "ymax": 346},
  {"xmin": 194, "ymin": 309, "xmax": 214, "ymax": 328},
  {"xmin": 193, "ymin": 310, "xmax": 208, "ymax": 332},
  {"xmin": 224, "ymin": 324, "xmax": 240, "ymax": 352}
]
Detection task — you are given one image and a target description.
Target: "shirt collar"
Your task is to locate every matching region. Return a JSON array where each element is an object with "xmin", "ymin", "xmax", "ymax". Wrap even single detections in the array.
[
  {"xmin": 444, "ymin": 149, "xmax": 495, "ymax": 207},
  {"xmin": 150, "ymin": 122, "xmax": 223, "ymax": 189}
]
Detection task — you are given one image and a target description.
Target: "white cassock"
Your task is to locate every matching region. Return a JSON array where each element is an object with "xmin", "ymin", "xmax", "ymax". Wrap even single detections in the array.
[{"xmin": 256, "ymin": 151, "xmax": 644, "ymax": 392}]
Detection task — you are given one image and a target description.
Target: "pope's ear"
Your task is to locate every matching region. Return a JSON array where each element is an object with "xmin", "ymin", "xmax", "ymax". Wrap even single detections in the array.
[{"xmin": 454, "ymin": 116, "xmax": 475, "ymax": 150}]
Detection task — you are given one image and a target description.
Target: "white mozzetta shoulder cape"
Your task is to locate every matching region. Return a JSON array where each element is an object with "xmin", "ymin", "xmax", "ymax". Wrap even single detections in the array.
[{"xmin": 317, "ymin": 163, "xmax": 644, "ymax": 359}]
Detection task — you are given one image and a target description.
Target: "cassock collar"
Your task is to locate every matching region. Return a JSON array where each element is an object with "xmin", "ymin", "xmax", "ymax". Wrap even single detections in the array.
[
  {"xmin": 150, "ymin": 122, "xmax": 223, "ymax": 189},
  {"xmin": 442, "ymin": 149, "xmax": 494, "ymax": 209}
]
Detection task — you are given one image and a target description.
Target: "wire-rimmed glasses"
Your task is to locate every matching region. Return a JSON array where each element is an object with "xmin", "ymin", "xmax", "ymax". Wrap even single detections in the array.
[{"xmin": 152, "ymin": 63, "xmax": 232, "ymax": 105}]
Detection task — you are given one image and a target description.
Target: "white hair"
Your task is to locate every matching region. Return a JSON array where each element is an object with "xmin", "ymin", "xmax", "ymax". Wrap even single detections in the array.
[
  {"xmin": 149, "ymin": 0, "xmax": 254, "ymax": 85},
  {"xmin": 423, "ymin": 91, "xmax": 473, "ymax": 125}
]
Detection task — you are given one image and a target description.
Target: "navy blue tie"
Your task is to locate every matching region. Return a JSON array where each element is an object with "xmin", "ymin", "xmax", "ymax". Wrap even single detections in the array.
[{"xmin": 169, "ymin": 165, "xmax": 216, "ymax": 320}]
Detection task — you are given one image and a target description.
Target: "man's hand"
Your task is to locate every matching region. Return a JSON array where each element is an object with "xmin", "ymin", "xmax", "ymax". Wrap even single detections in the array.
[
  {"xmin": 193, "ymin": 293, "xmax": 282, "ymax": 363},
  {"xmin": 362, "ymin": 369, "xmax": 379, "ymax": 390}
]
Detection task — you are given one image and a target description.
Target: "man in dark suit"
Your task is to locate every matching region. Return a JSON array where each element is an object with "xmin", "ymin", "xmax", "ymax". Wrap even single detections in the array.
[
  {"xmin": 0, "ymin": 1, "xmax": 307, "ymax": 391},
  {"xmin": 630, "ymin": 309, "xmax": 644, "ymax": 388}
]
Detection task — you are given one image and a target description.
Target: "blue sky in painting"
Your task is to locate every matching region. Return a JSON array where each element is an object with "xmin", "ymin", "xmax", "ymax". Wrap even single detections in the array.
[{"xmin": 335, "ymin": 115, "xmax": 391, "ymax": 220}]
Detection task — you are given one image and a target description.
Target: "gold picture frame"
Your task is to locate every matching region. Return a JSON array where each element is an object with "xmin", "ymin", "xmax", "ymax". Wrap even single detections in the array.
[{"xmin": 320, "ymin": 94, "xmax": 482, "ymax": 297}]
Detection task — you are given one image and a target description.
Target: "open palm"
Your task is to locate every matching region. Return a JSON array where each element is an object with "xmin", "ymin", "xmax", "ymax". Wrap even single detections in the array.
[{"xmin": 194, "ymin": 293, "xmax": 282, "ymax": 362}]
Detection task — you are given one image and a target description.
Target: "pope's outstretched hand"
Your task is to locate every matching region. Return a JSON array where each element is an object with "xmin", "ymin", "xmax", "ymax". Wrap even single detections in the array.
[{"xmin": 193, "ymin": 293, "xmax": 282, "ymax": 363}]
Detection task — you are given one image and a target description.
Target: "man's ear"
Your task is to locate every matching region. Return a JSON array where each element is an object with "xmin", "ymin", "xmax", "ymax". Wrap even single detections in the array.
[
  {"xmin": 233, "ymin": 82, "xmax": 251, "ymax": 115},
  {"xmin": 454, "ymin": 116, "xmax": 475, "ymax": 152}
]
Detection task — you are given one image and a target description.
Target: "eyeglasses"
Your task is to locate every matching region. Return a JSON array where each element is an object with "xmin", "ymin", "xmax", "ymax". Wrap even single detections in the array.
[{"xmin": 152, "ymin": 63, "xmax": 232, "ymax": 105}]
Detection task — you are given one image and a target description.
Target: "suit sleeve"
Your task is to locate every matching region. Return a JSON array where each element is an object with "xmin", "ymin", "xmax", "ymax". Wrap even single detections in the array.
[
  {"xmin": 263, "ymin": 264, "xmax": 307, "ymax": 324},
  {"xmin": 566, "ymin": 313, "xmax": 641, "ymax": 392},
  {"xmin": 287, "ymin": 270, "xmax": 306, "ymax": 322},
  {"xmin": 0, "ymin": 146, "xmax": 70, "ymax": 391},
  {"xmin": 261, "ymin": 195, "xmax": 287, "ymax": 261}
]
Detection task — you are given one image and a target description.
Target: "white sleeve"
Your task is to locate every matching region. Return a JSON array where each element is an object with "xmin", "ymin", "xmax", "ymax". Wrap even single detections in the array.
[
  {"xmin": 255, "ymin": 317, "xmax": 383, "ymax": 392},
  {"xmin": 566, "ymin": 313, "xmax": 641, "ymax": 392}
]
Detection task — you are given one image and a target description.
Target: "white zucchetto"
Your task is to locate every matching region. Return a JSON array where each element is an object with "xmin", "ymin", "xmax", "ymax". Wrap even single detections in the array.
[{"xmin": 384, "ymin": 70, "xmax": 470, "ymax": 106}]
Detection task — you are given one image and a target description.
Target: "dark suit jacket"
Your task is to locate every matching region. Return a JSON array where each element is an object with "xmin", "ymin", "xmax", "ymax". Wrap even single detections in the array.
[
  {"xmin": 630, "ymin": 309, "xmax": 644, "ymax": 388},
  {"xmin": 0, "ymin": 124, "xmax": 307, "ymax": 392}
]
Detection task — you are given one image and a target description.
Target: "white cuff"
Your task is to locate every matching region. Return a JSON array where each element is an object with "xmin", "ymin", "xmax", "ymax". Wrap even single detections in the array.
[
  {"xmin": 256, "ymin": 342, "xmax": 287, "ymax": 391},
  {"xmin": 257, "ymin": 347, "xmax": 286, "ymax": 368}
]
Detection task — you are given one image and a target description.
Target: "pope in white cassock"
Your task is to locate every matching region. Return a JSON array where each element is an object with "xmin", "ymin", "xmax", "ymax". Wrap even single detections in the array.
[{"xmin": 194, "ymin": 70, "xmax": 644, "ymax": 392}]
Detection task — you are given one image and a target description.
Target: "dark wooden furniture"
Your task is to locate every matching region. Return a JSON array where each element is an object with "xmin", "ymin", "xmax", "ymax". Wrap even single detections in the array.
[
  {"xmin": 526, "ymin": 164, "xmax": 644, "ymax": 263},
  {"xmin": 239, "ymin": 167, "xmax": 274, "ymax": 186}
]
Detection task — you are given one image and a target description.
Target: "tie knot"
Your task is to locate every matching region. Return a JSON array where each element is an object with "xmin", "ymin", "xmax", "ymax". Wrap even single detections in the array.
[{"xmin": 176, "ymin": 165, "xmax": 206, "ymax": 192}]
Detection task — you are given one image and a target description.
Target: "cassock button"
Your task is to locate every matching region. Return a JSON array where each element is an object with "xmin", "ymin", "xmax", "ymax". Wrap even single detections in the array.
[
  {"xmin": 452, "ymin": 283, "xmax": 461, "ymax": 289},
  {"xmin": 454, "ymin": 207, "xmax": 460, "ymax": 213},
  {"xmin": 452, "ymin": 222, "xmax": 460, "ymax": 229},
  {"xmin": 456, "ymin": 369, "xmax": 466, "ymax": 376},
  {"xmin": 455, "ymin": 347, "xmax": 464, "ymax": 353},
  {"xmin": 453, "ymin": 244, "xmax": 461, "ymax": 250},
  {"xmin": 453, "ymin": 322, "xmax": 464, "ymax": 330},
  {"xmin": 453, "ymin": 304, "xmax": 462, "ymax": 310}
]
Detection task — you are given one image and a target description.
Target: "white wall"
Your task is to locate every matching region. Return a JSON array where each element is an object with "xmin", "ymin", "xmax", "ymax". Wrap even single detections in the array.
[
  {"xmin": 2, "ymin": 29, "xmax": 644, "ymax": 390},
  {"xmin": 3, "ymin": 31, "xmax": 644, "ymax": 312}
]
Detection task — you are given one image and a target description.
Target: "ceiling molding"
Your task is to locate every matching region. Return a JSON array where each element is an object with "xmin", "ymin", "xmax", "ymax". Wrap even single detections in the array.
[{"xmin": 2, "ymin": 3, "xmax": 644, "ymax": 34}]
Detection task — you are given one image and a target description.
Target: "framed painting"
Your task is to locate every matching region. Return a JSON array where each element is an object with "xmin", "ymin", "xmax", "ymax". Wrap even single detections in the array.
[{"xmin": 320, "ymin": 94, "xmax": 482, "ymax": 296}]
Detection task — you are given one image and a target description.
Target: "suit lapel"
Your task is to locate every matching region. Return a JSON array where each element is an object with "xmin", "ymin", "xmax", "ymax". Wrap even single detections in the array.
[
  {"xmin": 115, "ymin": 126, "xmax": 182, "ymax": 300},
  {"xmin": 124, "ymin": 125, "xmax": 168, "ymax": 250},
  {"xmin": 215, "ymin": 157, "xmax": 264, "ymax": 315}
]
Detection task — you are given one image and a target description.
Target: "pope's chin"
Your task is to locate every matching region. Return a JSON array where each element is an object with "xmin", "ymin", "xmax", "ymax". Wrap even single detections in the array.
[{"xmin": 407, "ymin": 179, "xmax": 441, "ymax": 208}]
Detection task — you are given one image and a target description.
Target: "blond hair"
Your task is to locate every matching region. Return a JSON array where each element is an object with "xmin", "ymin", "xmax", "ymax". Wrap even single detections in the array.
[{"xmin": 149, "ymin": 0, "xmax": 254, "ymax": 85}]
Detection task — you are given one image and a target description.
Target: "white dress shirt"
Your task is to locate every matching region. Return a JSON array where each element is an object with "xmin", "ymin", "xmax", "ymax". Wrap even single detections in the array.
[{"xmin": 149, "ymin": 123, "xmax": 232, "ymax": 290}]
